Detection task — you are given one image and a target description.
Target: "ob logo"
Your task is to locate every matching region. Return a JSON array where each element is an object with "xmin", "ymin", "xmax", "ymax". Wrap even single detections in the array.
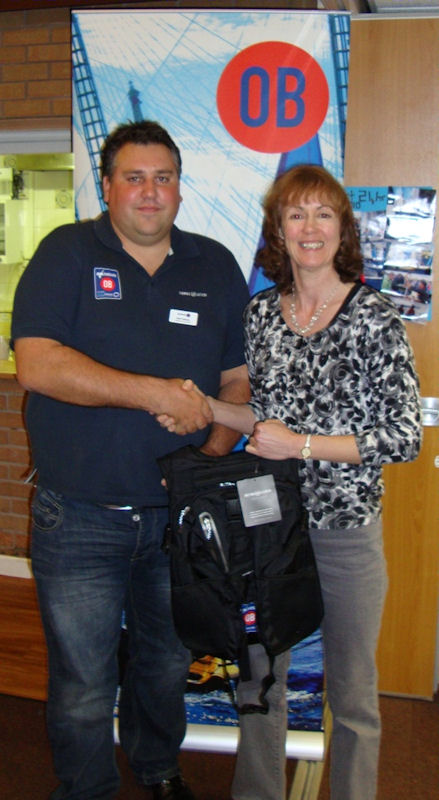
[
  {"xmin": 94, "ymin": 267, "xmax": 121, "ymax": 300},
  {"xmin": 216, "ymin": 41, "xmax": 329, "ymax": 153},
  {"xmin": 101, "ymin": 277, "xmax": 115, "ymax": 292}
]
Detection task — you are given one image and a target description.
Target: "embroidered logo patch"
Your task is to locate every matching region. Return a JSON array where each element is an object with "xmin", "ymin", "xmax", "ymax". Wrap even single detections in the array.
[{"xmin": 94, "ymin": 268, "xmax": 122, "ymax": 300}]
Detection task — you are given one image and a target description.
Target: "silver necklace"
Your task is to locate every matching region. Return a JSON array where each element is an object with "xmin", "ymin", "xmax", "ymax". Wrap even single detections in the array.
[{"xmin": 290, "ymin": 283, "xmax": 339, "ymax": 336}]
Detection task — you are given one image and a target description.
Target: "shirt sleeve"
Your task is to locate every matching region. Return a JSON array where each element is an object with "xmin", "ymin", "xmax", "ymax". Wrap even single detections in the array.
[{"xmin": 11, "ymin": 224, "xmax": 82, "ymax": 346}]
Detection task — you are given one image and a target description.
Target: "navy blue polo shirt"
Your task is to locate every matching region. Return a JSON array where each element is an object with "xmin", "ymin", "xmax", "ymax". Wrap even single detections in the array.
[{"xmin": 12, "ymin": 212, "xmax": 249, "ymax": 505}]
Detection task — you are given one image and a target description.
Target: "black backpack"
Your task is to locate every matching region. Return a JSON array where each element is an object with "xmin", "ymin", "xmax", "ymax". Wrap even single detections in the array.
[{"xmin": 158, "ymin": 445, "xmax": 323, "ymax": 686}]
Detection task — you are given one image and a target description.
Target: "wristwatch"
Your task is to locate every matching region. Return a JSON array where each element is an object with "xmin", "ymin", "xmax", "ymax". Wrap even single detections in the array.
[{"xmin": 301, "ymin": 433, "xmax": 312, "ymax": 459}]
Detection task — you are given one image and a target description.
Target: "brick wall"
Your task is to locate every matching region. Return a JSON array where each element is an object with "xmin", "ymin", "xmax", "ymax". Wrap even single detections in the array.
[
  {"xmin": 0, "ymin": 378, "xmax": 32, "ymax": 557},
  {"xmin": 0, "ymin": 7, "xmax": 71, "ymax": 132},
  {"xmin": 0, "ymin": 0, "xmax": 315, "ymax": 136},
  {"xmin": 0, "ymin": 7, "xmax": 72, "ymax": 557}
]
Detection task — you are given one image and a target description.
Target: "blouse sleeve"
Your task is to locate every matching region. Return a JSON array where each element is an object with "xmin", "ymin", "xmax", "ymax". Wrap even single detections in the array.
[
  {"xmin": 244, "ymin": 297, "xmax": 266, "ymax": 421},
  {"xmin": 354, "ymin": 307, "xmax": 422, "ymax": 467}
]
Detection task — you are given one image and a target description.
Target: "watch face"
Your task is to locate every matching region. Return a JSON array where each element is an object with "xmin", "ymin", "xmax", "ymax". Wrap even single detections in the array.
[{"xmin": 301, "ymin": 446, "xmax": 311, "ymax": 459}]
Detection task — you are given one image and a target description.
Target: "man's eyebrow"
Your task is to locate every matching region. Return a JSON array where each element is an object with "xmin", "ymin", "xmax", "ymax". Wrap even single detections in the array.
[{"xmin": 122, "ymin": 168, "xmax": 175, "ymax": 175}]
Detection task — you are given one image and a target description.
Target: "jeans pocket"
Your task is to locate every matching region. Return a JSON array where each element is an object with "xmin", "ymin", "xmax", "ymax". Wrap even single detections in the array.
[{"xmin": 32, "ymin": 486, "xmax": 64, "ymax": 532}]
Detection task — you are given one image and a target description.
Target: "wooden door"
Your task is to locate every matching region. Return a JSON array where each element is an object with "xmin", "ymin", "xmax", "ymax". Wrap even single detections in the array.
[{"xmin": 344, "ymin": 17, "xmax": 439, "ymax": 697}]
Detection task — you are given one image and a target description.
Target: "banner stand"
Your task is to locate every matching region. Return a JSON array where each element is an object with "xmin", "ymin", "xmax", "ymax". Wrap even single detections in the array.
[{"xmin": 182, "ymin": 697, "xmax": 331, "ymax": 800}]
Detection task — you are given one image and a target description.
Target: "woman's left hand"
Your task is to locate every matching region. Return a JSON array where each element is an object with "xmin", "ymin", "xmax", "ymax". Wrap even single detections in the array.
[{"xmin": 245, "ymin": 419, "xmax": 296, "ymax": 460}]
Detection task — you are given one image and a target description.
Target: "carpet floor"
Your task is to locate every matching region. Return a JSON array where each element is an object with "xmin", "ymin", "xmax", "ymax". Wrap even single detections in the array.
[{"xmin": 0, "ymin": 691, "xmax": 438, "ymax": 799}]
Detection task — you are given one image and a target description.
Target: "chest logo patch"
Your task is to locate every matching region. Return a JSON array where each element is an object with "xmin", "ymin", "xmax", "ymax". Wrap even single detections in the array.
[{"xmin": 94, "ymin": 268, "xmax": 122, "ymax": 300}]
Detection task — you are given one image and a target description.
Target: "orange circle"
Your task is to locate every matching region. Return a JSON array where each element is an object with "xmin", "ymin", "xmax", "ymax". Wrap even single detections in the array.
[{"xmin": 217, "ymin": 41, "xmax": 329, "ymax": 153}]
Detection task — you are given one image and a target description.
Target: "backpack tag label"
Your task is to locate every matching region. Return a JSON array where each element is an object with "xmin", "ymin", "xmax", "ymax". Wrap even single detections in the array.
[
  {"xmin": 241, "ymin": 602, "xmax": 258, "ymax": 634},
  {"xmin": 236, "ymin": 474, "xmax": 282, "ymax": 527}
]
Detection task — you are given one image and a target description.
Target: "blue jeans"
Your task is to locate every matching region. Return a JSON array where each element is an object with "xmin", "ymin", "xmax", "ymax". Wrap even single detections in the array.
[{"xmin": 31, "ymin": 487, "xmax": 192, "ymax": 800}]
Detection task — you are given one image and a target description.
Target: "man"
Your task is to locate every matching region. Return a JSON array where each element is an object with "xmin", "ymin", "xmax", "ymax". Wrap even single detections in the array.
[{"xmin": 12, "ymin": 120, "xmax": 250, "ymax": 800}]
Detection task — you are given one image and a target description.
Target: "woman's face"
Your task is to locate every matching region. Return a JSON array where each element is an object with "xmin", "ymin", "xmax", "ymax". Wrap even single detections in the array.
[{"xmin": 280, "ymin": 195, "xmax": 341, "ymax": 277}]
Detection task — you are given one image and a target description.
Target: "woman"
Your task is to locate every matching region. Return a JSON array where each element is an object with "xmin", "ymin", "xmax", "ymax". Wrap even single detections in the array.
[{"xmin": 160, "ymin": 165, "xmax": 422, "ymax": 800}]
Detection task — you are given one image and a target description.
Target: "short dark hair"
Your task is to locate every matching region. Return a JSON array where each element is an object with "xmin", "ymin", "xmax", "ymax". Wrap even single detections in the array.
[
  {"xmin": 256, "ymin": 164, "xmax": 363, "ymax": 294},
  {"xmin": 100, "ymin": 120, "xmax": 182, "ymax": 181}
]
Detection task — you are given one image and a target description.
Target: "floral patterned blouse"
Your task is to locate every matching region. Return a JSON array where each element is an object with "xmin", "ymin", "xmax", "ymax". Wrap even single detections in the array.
[{"xmin": 245, "ymin": 281, "xmax": 422, "ymax": 529}]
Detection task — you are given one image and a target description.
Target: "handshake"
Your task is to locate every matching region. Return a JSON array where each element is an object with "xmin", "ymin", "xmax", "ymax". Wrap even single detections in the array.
[
  {"xmin": 153, "ymin": 375, "xmax": 256, "ymax": 443},
  {"xmin": 154, "ymin": 378, "xmax": 213, "ymax": 436}
]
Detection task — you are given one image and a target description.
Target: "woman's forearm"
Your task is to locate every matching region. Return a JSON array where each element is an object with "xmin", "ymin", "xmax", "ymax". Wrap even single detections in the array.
[
  {"xmin": 245, "ymin": 419, "xmax": 362, "ymax": 463},
  {"xmin": 208, "ymin": 396, "xmax": 257, "ymax": 436}
]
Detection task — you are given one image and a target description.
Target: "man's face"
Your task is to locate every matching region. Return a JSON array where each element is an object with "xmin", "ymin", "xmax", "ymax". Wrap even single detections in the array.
[{"xmin": 102, "ymin": 142, "xmax": 182, "ymax": 249}]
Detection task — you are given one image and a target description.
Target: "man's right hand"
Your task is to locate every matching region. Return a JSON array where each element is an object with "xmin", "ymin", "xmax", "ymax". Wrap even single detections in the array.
[{"xmin": 153, "ymin": 378, "xmax": 212, "ymax": 435}]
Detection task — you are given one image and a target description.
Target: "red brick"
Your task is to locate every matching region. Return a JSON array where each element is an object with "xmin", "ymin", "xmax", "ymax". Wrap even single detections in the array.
[
  {"xmin": 0, "ymin": 513, "xmax": 30, "ymax": 534},
  {"xmin": 0, "ymin": 378, "xmax": 21, "ymax": 392},
  {"xmin": 2, "ymin": 63, "xmax": 48, "ymax": 81},
  {"xmin": 23, "ymin": 8, "xmax": 70, "ymax": 26},
  {"xmin": 9, "ymin": 465, "xmax": 32, "ymax": 482},
  {"xmin": 0, "ymin": 481, "xmax": 32, "ymax": 499},
  {"xmin": 0, "ymin": 82, "xmax": 25, "ymax": 100},
  {"xmin": 0, "ymin": 11, "xmax": 27, "ymax": 31},
  {"xmin": 0, "ymin": 410, "xmax": 26, "ymax": 429},
  {"xmin": 0, "ymin": 116, "xmax": 70, "ymax": 131},
  {"xmin": 3, "ymin": 28, "xmax": 50, "ymax": 46},
  {"xmin": 3, "ymin": 98, "xmax": 52, "ymax": 117},
  {"xmin": 0, "ymin": 45, "xmax": 26, "ymax": 63},
  {"xmin": 6, "ymin": 394, "xmax": 26, "ymax": 413},
  {"xmin": 50, "ymin": 25, "xmax": 71, "ymax": 44},
  {"xmin": 11, "ymin": 497, "xmax": 31, "ymax": 516},
  {"xmin": 52, "ymin": 97, "xmax": 71, "ymax": 116},
  {"xmin": 0, "ymin": 446, "xmax": 30, "ymax": 466},
  {"xmin": 49, "ymin": 61, "xmax": 71, "ymax": 80},
  {"xmin": 10, "ymin": 533, "xmax": 31, "ymax": 558},
  {"xmin": 0, "ymin": 530, "xmax": 30, "ymax": 557},
  {"xmin": 27, "ymin": 43, "xmax": 70, "ymax": 62},
  {"xmin": 0, "ymin": 532, "xmax": 17, "ymax": 553},
  {"xmin": 9, "ymin": 430, "xmax": 30, "ymax": 448},
  {"xmin": 28, "ymin": 79, "xmax": 70, "ymax": 98}
]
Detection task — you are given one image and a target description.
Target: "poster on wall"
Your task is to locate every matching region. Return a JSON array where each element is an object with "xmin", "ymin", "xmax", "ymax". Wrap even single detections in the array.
[
  {"xmin": 72, "ymin": 7, "xmax": 350, "ymax": 745},
  {"xmin": 184, "ymin": 630, "xmax": 323, "ymax": 733},
  {"xmin": 346, "ymin": 185, "xmax": 435, "ymax": 324},
  {"xmin": 72, "ymin": 8, "xmax": 350, "ymax": 291}
]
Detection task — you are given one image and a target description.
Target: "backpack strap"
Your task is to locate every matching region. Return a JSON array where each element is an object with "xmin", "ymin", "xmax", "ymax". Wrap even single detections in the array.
[{"xmin": 236, "ymin": 645, "xmax": 276, "ymax": 716}]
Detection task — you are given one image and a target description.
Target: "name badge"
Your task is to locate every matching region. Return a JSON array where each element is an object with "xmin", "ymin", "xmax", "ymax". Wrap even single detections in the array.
[
  {"xmin": 169, "ymin": 309, "xmax": 199, "ymax": 326},
  {"xmin": 236, "ymin": 474, "xmax": 282, "ymax": 527}
]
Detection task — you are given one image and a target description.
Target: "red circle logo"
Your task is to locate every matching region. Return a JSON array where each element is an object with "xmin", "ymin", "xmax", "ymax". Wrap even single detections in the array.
[
  {"xmin": 100, "ymin": 277, "xmax": 116, "ymax": 292},
  {"xmin": 216, "ymin": 41, "xmax": 329, "ymax": 153}
]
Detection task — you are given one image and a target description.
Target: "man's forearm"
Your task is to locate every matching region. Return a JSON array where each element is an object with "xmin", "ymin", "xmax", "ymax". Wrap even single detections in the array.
[{"xmin": 14, "ymin": 337, "xmax": 212, "ymax": 434}]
